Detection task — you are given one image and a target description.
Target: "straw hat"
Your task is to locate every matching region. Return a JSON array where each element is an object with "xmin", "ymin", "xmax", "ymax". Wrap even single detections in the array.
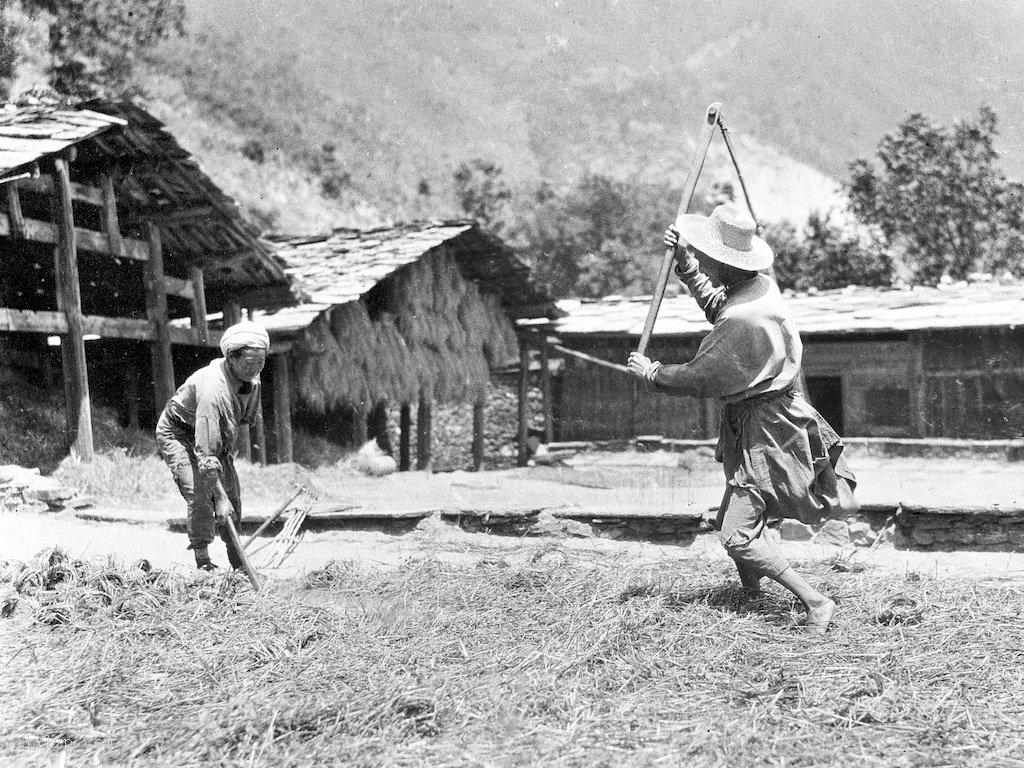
[{"xmin": 677, "ymin": 203, "xmax": 773, "ymax": 271}]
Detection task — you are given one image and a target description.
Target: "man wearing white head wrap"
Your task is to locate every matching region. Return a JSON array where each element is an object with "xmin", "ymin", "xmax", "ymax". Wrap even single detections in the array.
[{"xmin": 156, "ymin": 320, "xmax": 270, "ymax": 570}]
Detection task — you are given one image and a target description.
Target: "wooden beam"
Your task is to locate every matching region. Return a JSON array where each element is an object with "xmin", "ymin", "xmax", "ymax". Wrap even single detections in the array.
[
  {"xmin": 272, "ymin": 353, "xmax": 293, "ymax": 464},
  {"xmin": 399, "ymin": 403, "xmax": 411, "ymax": 471},
  {"xmin": 53, "ymin": 158, "xmax": 94, "ymax": 461},
  {"xmin": 472, "ymin": 395, "xmax": 485, "ymax": 471},
  {"xmin": 517, "ymin": 339, "xmax": 530, "ymax": 467},
  {"xmin": 144, "ymin": 223, "xmax": 175, "ymax": 409},
  {"xmin": 208, "ymin": 284, "xmax": 301, "ymax": 313},
  {"xmin": 0, "ymin": 212, "xmax": 149, "ymax": 260},
  {"xmin": 123, "ymin": 204, "xmax": 217, "ymax": 226},
  {"xmin": 190, "ymin": 266, "xmax": 209, "ymax": 344},
  {"xmin": 18, "ymin": 175, "xmax": 104, "ymax": 206},
  {"xmin": 0, "ymin": 307, "xmax": 221, "ymax": 347},
  {"xmin": 416, "ymin": 389, "xmax": 432, "ymax": 472},
  {"xmin": 163, "ymin": 274, "xmax": 195, "ymax": 300},
  {"xmin": 98, "ymin": 174, "xmax": 124, "ymax": 259},
  {"xmin": 5, "ymin": 183, "xmax": 25, "ymax": 239}
]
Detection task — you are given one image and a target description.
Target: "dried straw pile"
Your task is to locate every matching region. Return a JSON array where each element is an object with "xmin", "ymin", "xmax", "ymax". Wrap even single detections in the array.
[
  {"xmin": 294, "ymin": 248, "xmax": 519, "ymax": 415},
  {"xmin": 3, "ymin": 551, "xmax": 1022, "ymax": 766}
]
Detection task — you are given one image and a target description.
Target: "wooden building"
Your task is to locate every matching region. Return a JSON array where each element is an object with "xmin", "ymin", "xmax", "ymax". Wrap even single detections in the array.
[
  {"xmin": 255, "ymin": 221, "xmax": 555, "ymax": 469},
  {"xmin": 538, "ymin": 281, "xmax": 1024, "ymax": 442},
  {"xmin": 0, "ymin": 98, "xmax": 294, "ymax": 461}
]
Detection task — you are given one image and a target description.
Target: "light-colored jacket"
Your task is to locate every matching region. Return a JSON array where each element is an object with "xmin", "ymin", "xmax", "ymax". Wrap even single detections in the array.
[{"xmin": 158, "ymin": 358, "xmax": 261, "ymax": 461}]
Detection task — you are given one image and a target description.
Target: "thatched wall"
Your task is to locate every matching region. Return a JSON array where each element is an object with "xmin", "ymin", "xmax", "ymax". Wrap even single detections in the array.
[{"xmin": 292, "ymin": 247, "xmax": 520, "ymax": 416}]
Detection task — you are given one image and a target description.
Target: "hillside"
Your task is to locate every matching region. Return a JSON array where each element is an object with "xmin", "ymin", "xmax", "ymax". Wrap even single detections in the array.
[{"xmin": 144, "ymin": 0, "xmax": 1024, "ymax": 234}]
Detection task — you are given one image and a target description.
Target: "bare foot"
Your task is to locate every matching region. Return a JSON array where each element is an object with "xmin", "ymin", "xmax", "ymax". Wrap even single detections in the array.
[{"xmin": 805, "ymin": 599, "xmax": 837, "ymax": 634}]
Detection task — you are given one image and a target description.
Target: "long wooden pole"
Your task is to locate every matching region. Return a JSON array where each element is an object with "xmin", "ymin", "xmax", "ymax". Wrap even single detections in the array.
[{"xmin": 636, "ymin": 102, "xmax": 721, "ymax": 356}]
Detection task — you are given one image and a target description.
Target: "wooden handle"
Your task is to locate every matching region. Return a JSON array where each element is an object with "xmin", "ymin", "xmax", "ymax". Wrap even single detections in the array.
[
  {"xmin": 243, "ymin": 487, "xmax": 304, "ymax": 549},
  {"xmin": 223, "ymin": 514, "xmax": 261, "ymax": 591},
  {"xmin": 636, "ymin": 102, "xmax": 722, "ymax": 357}
]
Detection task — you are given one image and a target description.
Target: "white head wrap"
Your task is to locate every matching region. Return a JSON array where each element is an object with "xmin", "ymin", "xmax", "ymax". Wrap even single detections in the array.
[{"xmin": 220, "ymin": 320, "xmax": 270, "ymax": 356}]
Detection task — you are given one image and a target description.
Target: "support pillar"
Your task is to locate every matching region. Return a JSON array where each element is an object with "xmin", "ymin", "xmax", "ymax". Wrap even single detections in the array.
[
  {"xmin": 399, "ymin": 403, "xmax": 412, "ymax": 471},
  {"xmin": 52, "ymin": 158, "xmax": 93, "ymax": 460},
  {"xmin": 416, "ymin": 389, "xmax": 432, "ymax": 471},
  {"xmin": 272, "ymin": 353, "xmax": 293, "ymax": 464},
  {"xmin": 144, "ymin": 222, "xmax": 175, "ymax": 410},
  {"xmin": 517, "ymin": 338, "xmax": 530, "ymax": 467},
  {"xmin": 472, "ymin": 394, "xmax": 485, "ymax": 471},
  {"xmin": 540, "ymin": 342, "xmax": 554, "ymax": 444}
]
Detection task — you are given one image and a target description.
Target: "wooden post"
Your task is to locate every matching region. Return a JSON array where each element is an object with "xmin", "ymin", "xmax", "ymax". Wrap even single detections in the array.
[
  {"xmin": 416, "ymin": 389, "xmax": 432, "ymax": 471},
  {"xmin": 517, "ymin": 338, "xmax": 530, "ymax": 467},
  {"xmin": 98, "ymin": 174, "xmax": 124, "ymax": 258},
  {"xmin": 910, "ymin": 332, "xmax": 928, "ymax": 439},
  {"xmin": 472, "ymin": 394, "xmax": 485, "ymax": 471},
  {"xmin": 190, "ymin": 266, "xmax": 208, "ymax": 344},
  {"xmin": 52, "ymin": 250, "xmax": 77, "ymax": 448},
  {"xmin": 144, "ymin": 222, "xmax": 175, "ymax": 410},
  {"xmin": 272, "ymin": 353, "xmax": 293, "ymax": 463},
  {"xmin": 52, "ymin": 158, "xmax": 94, "ymax": 460},
  {"xmin": 399, "ymin": 403, "xmax": 411, "ymax": 471},
  {"xmin": 223, "ymin": 301, "xmax": 242, "ymax": 327},
  {"xmin": 540, "ymin": 342, "xmax": 554, "ymax": 444},
  {"xmin": 6, "ymin": 183, "xmax": 25, "ymax": 239}
]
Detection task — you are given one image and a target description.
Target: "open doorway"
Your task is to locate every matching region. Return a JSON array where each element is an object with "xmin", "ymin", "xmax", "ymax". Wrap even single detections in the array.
[{"xmin": 805, "ymin": 376, "xmax": 844, "ymax": 434}]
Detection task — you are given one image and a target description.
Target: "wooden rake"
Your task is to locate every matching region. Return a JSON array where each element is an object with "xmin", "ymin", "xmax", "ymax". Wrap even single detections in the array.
[{"xmin": 246, "ymin": 487, "xmax": 315, "ymax": 569}]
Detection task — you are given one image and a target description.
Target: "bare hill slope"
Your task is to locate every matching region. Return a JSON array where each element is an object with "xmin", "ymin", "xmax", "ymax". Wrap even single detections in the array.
[{"xmin": 149, "ymin": 0, "xmax": 1024, "ymax": 231}]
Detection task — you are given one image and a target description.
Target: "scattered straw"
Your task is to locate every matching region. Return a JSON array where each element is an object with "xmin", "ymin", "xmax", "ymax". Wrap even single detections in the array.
[{"xmin": 1, "ymin": 549, "xmax": 1023, "ymax": 767}]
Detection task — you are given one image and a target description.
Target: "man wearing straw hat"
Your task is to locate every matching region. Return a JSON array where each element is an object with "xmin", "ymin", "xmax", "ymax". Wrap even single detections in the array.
[
  {"xmin": 156, "ymin": 320, "xmax": 270, "ymax": 571},
  {"xmin": 626, "ymin": 203, "xmax": 857, "ymax": 634}
]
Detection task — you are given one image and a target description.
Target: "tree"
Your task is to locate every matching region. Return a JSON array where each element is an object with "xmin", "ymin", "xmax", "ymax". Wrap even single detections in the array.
[
  {"xmin": 510, "ymin": 173, "xmax": 687, "ymax": 298},
  {"xmin": 2, "ymin": 0, "xmax": 186, "ymax": 99},
  {"xmin": 453, "ymin": 159, "xmax": 511, "ymax": 233},
  {"xmin": 766, "ymin": 213, "xmax": 893, "ymax": 292},
  {"xmin": 0, "ymin": 1, "xmax": 17, "ymax": 100},
  {"xmin": 846, "ymin": 107, "xmax": 1024, "ymax": 284}
]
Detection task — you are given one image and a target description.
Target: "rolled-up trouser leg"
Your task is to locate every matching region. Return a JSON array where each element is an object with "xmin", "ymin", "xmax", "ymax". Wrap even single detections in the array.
[{"xmin": 715, "ymin": 484, "xmax": 790, "ymax": 580}]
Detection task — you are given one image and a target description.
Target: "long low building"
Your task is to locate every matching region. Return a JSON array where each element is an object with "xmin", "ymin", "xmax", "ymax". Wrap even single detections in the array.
[{"xmin": 536, "ymin": 280, "xmax": 1024, "ymax": 441}]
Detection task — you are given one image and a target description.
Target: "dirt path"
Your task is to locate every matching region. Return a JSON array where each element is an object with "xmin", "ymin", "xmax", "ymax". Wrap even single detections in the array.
[{"xmin": 4, "ymin": 451, "xmax": 1024, "ymax": 586}]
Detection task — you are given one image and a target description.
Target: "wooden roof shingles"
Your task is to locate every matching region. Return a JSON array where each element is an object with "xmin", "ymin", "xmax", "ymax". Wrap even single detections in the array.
[
  {"xmin": 0, "ymin": 105, "xmax": 126, "ymax": 180},
  {"xmin": 0, "ymin": 98, "xmax": 287, "ymax": 297},
  {"xmin": 549, "ymin": 281, "xmax": 1024, "ymax": 339},
  {"xmin": 266, "ymin": 220, "xmax": 554, "ymax": 328},
  {"xmin": 79, "ymin": 100, "xmax": 287, "ymax": 292}
]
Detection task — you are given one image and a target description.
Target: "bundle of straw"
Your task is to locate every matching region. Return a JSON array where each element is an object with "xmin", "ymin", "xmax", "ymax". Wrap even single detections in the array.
[{"xmin": 293, "ymin": 248, "xmax": 519, "ymax": 418}]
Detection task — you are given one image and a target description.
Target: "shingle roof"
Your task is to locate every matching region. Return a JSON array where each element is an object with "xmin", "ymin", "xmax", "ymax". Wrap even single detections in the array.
[
  {"xmin": 0, "ymin": 99, "xmax": 286, "ymax": 295},
  {"xmin": 271, "ymin": 220, "xmax": 554, "ymax": 319},
  {"xmin": 549, "ymin": 280, "xmax": 1024, "ymax": 338},
  {"xmin": 0, "ymin": 106, "xmax": 126, "ymax": 180}
]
